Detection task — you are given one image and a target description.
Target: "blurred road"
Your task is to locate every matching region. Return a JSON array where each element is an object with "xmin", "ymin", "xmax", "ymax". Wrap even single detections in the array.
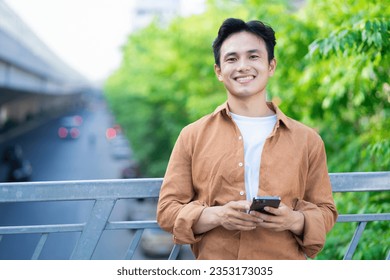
[
  {"xmin": 0, "ymin": 99, "xmax": 126, "ymax": 182},
  {"xmin": 0, "ymin": 96, "xmax": 194, "ymax": 260}
]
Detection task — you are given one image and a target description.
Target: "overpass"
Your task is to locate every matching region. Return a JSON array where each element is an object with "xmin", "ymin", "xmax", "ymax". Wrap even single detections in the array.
[{"xmin": 0, "ymin": 0, "xmax": 93, "ymax": 138}]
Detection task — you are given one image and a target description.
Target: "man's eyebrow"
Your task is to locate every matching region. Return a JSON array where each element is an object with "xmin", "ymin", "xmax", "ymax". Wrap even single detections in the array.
[{"xmin": 247, "ymin": 49, "xmax": 260, "ymax": 54}]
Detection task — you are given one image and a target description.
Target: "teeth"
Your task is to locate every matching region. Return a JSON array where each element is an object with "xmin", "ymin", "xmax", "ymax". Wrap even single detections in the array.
[{"xmin": 236, "ymin": 76, "xmax": 254, "ymax": 83}]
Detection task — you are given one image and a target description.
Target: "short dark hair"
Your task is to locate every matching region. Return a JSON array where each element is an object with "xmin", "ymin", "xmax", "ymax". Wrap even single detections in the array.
[{"xmin": 212, "ymin": 18, "xmax": 276, "ymax": 66}]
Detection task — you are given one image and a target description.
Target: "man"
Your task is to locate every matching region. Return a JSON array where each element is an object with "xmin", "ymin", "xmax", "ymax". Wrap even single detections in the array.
[{"xmin": 157, "ymin": 18, "xmax": 337, "ymax": 259}]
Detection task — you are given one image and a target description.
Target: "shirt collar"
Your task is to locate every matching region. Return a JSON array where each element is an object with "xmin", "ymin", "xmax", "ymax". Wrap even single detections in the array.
[{"xmin": 212, "ymin": 101, "xmax": 291, "ymax": 130}]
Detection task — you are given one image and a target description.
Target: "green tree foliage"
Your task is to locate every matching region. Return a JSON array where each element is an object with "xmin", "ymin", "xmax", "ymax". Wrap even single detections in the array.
[
  {"xmin": 297, "ymin": 1, "xmax": 389, "ymax": 173},
  {"xmin": 105, "ymin": 0, "xmax": 389, "ymax": 259},
  {"xmin": 261, "ymin": 1, "xmax": 390, "ymax": 259},
  {"xmin": 105, "ymin": 6, "xmax": 236, "ymax": 176}
]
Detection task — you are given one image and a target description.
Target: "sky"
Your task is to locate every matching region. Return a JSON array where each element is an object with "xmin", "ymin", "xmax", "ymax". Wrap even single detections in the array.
[{"xmin": 4, "ymin": 0, "xmax": 205, "ymax": 83}]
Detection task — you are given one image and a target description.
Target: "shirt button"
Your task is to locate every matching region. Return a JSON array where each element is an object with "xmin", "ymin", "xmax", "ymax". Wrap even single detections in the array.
[
  {"xmin": 238, "ymin": 162, "xmax": 243, "ymax": 167},
  {"xmin": 239, "ymin": 191, "xmax": 245, "ymax": 196}
]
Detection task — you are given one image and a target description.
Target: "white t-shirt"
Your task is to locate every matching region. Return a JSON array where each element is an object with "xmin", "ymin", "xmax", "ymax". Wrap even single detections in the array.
[{"xmin": 231, "ymin": 112, "xmax": 277, "ymax": 201}]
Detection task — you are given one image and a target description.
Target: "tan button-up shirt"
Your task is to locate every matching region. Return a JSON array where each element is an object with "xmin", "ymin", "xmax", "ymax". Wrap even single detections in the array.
[{"xmin": 157, "ymin": 102, "xmax": 338, "ymax": 259}]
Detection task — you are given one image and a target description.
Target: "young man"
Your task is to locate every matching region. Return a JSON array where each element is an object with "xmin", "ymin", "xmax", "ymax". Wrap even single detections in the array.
[{"xmin": 157, "ymin": 18, "xmax": 338, "ymax": 259}]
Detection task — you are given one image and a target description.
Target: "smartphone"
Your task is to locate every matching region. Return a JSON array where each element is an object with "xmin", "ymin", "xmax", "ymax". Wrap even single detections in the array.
[{"xmin": 249, "ymin": 196, "xmax": 281, "ymax": 214}]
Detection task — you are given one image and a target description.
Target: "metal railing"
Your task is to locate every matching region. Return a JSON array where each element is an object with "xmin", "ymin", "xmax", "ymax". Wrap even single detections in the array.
[{"xmin": 0, "ymin": 172, "xmax": 389, "ymax": 260}]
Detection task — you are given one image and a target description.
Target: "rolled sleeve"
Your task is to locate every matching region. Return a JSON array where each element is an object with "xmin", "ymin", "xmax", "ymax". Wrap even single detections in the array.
[
  {"xmin": 157, "ymin": 126, "xmax": 206, "ymax": 244},
  {"xmin": 294, "ymin": 199, "xmax": 327, "ymax": 258},
  {"xmin": 172, "ymin": 201, "xmax": 207, "ymax": 244},
  {"xmin": 293, "ymin": 136, "xmax": 338, "ymax": 258}
]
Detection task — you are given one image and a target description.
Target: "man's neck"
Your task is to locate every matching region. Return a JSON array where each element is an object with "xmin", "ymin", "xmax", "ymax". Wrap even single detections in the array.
[{"xmin": 227, "ymin": 94, "xmax": 274, "ymax": 117}]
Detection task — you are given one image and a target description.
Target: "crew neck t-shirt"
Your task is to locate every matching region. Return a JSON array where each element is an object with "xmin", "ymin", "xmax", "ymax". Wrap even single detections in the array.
[{"xmin": 230, "ymin": 112, "xmax": 277, "ymax": 201}]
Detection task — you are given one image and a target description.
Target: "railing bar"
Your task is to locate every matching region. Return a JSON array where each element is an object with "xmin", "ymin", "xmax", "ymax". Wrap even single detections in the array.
[
  {"xmin": 0, "ymin": 223, "xmax": 85, "ymax": 234},
  {"xmin": 106, "ymin": 220, "xmax": 160, "ymax": 230},
  {"xmin": 337, "ymin": 213, "xmax": 390, "ymax": 223},
  {"xmin": 343, "ymin": 221, "xmax": 367, "ymax": 260},
  {"xmin": 0, "ymin": 178, "xmax": 164, "ymax": 202},
  {"xmin": 31, "ymin": 233, "xmax": 48, "ymax": 260},
  {"xmin": 124, "ymin": 229, "xmax": 144, "ymax": 260},
  {"xmin": 168, "ymin": 244, "xmax": 182, "ymax": 260},
  {"xmin": 0, "ymin": 172, "xmax": 388, "ymax": 202},
  {"xmin": 330, "ymin": 172, "xmax": 390, "ymax": 192}
]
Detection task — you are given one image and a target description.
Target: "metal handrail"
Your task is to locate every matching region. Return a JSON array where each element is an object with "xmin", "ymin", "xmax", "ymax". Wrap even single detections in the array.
[{"xmin": 0, "ymin": 171, "xmax": 389, "ymax": 260}]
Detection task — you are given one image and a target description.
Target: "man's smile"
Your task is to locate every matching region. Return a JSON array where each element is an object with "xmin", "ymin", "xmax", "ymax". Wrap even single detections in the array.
[{"xmin": 235, "ymin": 75, "xmax": 255, "ymax": 83}]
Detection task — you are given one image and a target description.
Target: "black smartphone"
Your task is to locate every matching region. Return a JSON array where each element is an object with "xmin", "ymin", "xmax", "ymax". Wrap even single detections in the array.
[{"xmin": 249, "ymin": 196, "xmax": 281, "ymax": 214}]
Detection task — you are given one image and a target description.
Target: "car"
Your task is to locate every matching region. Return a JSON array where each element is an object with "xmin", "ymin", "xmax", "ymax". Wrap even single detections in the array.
[
  {"xmin": 140, "ymin": 228, "xmax": 174, "ymax": 258},
  {"xmin": 58, "ymin": 115, "xmax": 82, "ymax": 139},
  {"xmin": 121, "ymin": 161, "xmax": 141, "ymax": 178},
  {"xmin": 2, "ymin": 145, "xmax": 32, "ymax": 182},
  {"xmin": 111, "ymin": 145, "xmax": 132, "ymax": 159},
  {"xmin": 108, "ymin": 133, "xmax": 133, "ymax": 159}
]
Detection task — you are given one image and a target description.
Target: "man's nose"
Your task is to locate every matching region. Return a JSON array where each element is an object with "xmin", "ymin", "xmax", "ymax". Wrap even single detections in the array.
[{"xmin": 237, "ymin": 59, "xmax": 250, "ymax": 71}]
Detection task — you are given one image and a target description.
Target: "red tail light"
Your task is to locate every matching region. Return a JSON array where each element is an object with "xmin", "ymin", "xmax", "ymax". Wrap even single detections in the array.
[
  {"xmin": 58, "ymin": 127, "xmax": 68, "ymax": 138},
  {"xmin": 106, "ymin": 128, "xmax": 117, "ymax": 140}
]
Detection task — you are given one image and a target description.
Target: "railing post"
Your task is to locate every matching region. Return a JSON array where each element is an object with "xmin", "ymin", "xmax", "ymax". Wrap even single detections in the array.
[
  {"xmin": 31, "ymin": 233, "xmax": 49, "ymax": 260},
  {"xmin": 343, "ymin": 221, "xmax": 367, "ymax": 260},
  {"xmin": 70, "ymin": 199, "xmax": 116, "ymax": 259},
  {"xmin": 168, "ymin": 244, "xmax": 182, "ymax": 260},
  {"xmin": 124, "ymin": 229, "xmax": 144, "ymax": 260}
]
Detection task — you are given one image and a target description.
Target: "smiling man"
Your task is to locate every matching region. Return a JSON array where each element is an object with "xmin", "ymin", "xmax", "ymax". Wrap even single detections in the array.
[{"xmin": 157, "ymin": 18, "xmax": 338, "ymax": 260}]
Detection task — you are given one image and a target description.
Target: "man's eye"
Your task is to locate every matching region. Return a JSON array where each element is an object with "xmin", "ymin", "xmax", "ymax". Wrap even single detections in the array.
[
  {"xmin": 226, "ymin": 57, "xmax": 236, "ymax": 62},
  {"xmin": 250, "ymin": 55, "xmax": 259, "ymax": 59}
]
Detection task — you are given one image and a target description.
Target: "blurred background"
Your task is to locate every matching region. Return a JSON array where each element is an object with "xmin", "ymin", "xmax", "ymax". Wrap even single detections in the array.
[{"xmin": 0, "ymin": 0, "xmax": 388, "ymax": 259}]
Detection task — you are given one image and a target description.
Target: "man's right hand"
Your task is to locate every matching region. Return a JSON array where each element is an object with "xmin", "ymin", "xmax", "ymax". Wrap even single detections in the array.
[{"xmin": 193, "ymin": 200, "xmax": 261, "ymax": 234}]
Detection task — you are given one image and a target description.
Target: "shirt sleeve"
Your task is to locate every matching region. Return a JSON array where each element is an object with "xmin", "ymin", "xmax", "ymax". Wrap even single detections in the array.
[
  {"xmin": 293, "ymin": 135, "xmax": 338, "ymax": 258},
  {"xmin": 156, "ymin": 127, "xmax": 207, "ymax": 244}
]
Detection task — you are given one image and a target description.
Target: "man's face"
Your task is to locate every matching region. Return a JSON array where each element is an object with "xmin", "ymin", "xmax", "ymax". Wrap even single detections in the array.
[{"xmin": 214, "ymin": 31, "xmax": 276, "ymax": 101}]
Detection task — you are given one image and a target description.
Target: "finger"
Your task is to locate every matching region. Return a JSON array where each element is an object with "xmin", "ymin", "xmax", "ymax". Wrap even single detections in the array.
[
  {"xmin": 263, "ymin": 206, "xmax": 278, "ymax": 215},
  {"xmin": 224, "ymin": 217, "xmax": 257, "ymax": 231},
  {"xmin": 248, "ymin": 211, "xmax": 264, "ymax": 223},
  {"xmin": 255, "ymin": 212, "xmax": 277, "ymax": 224},
  {"xmin": 257, "ymin": 222, "xmax": 279, "ymax": 230},
  {"xmin": 229, "ymin": 200, "xmax": 251, "ymax": 212},
  {"xmin": 229, "ymin": 224, "xmax": 256, "ymax": 231},
  {"xmin": 232, "ymin": 212, "xmax": 260, "ymax": 225}
]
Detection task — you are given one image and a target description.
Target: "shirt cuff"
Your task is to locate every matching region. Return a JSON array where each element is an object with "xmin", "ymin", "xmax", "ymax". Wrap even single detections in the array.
[
  {"xmin": 172, "ymin": 200, "xmax": 208, "ymax": 244},
  {"xmin": 293, "ymin": 199, "xmax": 326, "ymax": 258}
]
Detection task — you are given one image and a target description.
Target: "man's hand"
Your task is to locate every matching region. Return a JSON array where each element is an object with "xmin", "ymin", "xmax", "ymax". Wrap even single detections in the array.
[
  {"xmin": 217, "ymin": 200, "xmax": 261, "ymax": 231},
  {"xmin": 193, "ymin": 200, "xmax": 260, "ymax": 234},
  {"xmin": 249, "ymin": 202, "xmax": 304, "ymax": 235}
]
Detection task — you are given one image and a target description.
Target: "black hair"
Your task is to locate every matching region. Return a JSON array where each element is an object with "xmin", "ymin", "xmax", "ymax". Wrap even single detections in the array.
[{"xmin": 212, "ymin": 18, "xmax": 276, "ymax": 66}]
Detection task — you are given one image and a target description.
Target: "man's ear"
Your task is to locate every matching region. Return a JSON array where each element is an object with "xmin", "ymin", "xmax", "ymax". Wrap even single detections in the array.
[
  {"xmin": 269, "ymin": 58, "xmax": 277, "ymax": 76},
  {"xmin": 214, "ymin": 64, "xmax": 223, "ymax": 81}
]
